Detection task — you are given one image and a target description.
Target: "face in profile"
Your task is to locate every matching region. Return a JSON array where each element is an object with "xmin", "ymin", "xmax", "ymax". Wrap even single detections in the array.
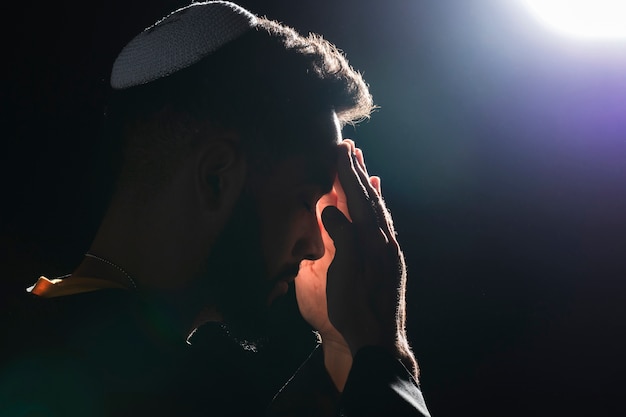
[{"xmin": 202, "ymin": 112, "xmax": 340, "ymax": 344}]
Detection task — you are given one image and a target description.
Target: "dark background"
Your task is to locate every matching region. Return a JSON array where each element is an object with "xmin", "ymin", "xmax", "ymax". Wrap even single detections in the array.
[{"xmin": 3, "ymin": 1, "xmax": 626, "ymax": 415}]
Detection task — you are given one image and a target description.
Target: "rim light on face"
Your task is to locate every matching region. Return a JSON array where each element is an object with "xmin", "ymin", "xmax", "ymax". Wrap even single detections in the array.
[{"xmin": 522, "ymin": 0, "xmax": 626, "ymax": 40}]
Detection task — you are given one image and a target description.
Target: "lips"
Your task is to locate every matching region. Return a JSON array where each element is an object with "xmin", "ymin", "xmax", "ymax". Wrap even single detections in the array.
[
  {"xmin": 266, "ymin": 265, "xmax": 299, "ymax": 305},
  {"xmin": 274, "ymin": 265, "xmax": 300, "ymax": 283},
  {"xmin": 280, "ymin": 273, "xmax": 297, "ymax": 283}
]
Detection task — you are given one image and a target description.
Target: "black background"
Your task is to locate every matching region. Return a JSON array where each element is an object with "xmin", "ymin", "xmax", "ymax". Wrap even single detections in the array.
[{"xmin": 3, "ymin": 1, "xmax": 626, "ymax": 415}]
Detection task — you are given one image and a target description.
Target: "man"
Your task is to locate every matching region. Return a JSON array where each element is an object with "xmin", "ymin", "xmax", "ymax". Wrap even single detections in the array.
[{"xmin": 0, "ymin": 2, "xmax": 430, "ymax": 416}]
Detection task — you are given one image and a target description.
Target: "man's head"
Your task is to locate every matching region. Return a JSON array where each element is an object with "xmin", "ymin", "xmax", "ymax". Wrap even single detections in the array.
[
  {"xmin": 106, "ymin": 2, "xmax": 372, "ymax": 192},
  {"xmin": 98, "ymin": 2, "xmax": 374, "ymax": 339}
]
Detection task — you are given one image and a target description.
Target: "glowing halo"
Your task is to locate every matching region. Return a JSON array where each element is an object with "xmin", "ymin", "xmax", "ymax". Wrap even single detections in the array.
[{"xmin": 522, "ymin": 0, "xmax": 626, "ymax": 40}]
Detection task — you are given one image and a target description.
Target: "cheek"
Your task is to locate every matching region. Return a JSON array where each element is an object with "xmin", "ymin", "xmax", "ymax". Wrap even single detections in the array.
[{"xmin": 256, "ymin": 200, "xmax": 302, "ymax": 260}]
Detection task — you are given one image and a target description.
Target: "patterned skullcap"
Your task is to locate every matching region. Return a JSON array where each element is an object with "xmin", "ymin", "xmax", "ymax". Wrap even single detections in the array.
[{"xmin": 110, "ymin": 1, "xmax": 257, "ymax": 89}]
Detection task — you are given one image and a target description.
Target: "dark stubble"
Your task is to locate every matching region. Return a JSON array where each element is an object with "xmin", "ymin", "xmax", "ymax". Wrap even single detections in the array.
[{"xmin": 198, "ymin": 187, "xmax": 275, "ymax": 348}]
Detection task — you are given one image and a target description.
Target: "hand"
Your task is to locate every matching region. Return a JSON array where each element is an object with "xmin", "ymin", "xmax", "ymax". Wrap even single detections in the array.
[
  {"xmin": 295, "ymin": 170, "xmax": 354, "ymax": 390},
  {"xmin": 295, "ymin": 185, "xmax": 348, "ymax": 342},
  {"xmin": 321, "ymin": 140, "xmax": 418, "ymax": 376}
]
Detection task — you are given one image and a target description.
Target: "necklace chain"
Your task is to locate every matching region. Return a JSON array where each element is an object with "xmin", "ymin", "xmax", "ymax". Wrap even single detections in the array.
[{"xmin": 84, "ymin": 253, "xmax": 137, "ymax": 289}]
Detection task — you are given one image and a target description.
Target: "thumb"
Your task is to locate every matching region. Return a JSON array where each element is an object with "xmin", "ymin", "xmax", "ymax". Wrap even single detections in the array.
[{"xmin": 321, "ymin": 205, "xmax": 352, "ymax": 244}]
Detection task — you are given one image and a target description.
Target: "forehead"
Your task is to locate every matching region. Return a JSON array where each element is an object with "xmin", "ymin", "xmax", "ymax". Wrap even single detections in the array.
[
  {"xmin": 299, "ymin": 110, "xmax": 342, "ymax": 147},
  {"xmin": 275, "ymin": 151, "xmax": 337, "ymax": 193},
  {"xmin": 288, "ymin": 111, "xmax": 341, "ymax": 189},
  {"xmin": 254, "ymin": 111, "xmax": 341, "ymax": 192}
]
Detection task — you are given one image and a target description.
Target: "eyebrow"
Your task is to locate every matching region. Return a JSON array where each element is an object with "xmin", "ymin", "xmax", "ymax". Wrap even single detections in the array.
[
  {"xmin": 290, "ymin": 147, "xmax": 338, "ymax": 193},
  {"xmin": 294, "ymin": 172, "xmax": 334, "ymax": 195}
]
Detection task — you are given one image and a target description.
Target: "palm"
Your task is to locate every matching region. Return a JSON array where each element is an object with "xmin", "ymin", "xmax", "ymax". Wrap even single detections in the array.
[{"xmin": 295, "ymin": 177, "xmax": 350, "ymax": 343}]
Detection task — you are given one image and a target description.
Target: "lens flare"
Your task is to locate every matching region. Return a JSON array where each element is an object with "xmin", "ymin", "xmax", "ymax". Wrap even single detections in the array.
[{"xmin": 522, "ymin": 0, "xmax": 626, "ymax": 39}]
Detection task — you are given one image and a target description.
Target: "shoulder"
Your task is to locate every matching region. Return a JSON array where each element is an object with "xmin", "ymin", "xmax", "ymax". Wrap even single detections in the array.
[
  {"xmin": 0, "ymin": 290, "xmax": 133, "ymax": 416},
  {"xmin": 0, "ymin": 289, "xmax": 195, "ymax": 416},
  {"xmin": 2, "ymin": 289, "xmax": 135, "ymax": 350}
]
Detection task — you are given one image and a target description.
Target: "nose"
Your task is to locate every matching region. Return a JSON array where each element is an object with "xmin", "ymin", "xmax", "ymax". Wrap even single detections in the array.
[{"xmin": 292, "ymin": 215, "xmax": 325, "ymax": 262}]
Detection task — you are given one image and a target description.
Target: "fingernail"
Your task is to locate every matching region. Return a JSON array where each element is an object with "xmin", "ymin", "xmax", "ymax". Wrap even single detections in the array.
[
  {"xmin": 355, "ymin": 148, "xmax": 365, "ymax": 169},
  {"xmin": 371, "ymin": 175, "xmax": 381, "ymax": 193}
]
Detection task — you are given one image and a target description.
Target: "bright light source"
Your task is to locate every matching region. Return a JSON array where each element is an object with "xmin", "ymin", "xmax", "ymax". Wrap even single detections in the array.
[{"xmin": 522, "ymin": 0, "xmax": 626, "ymax": 39}]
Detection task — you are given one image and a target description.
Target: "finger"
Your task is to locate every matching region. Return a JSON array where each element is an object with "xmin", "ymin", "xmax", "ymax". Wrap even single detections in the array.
[
  {"xmin": 349, "ymin": 151, "xmax": 398, "ymax": 241},
  {"xmin": 351, "ymin": 148, "xmax": 389, "ymax": 232},
  {"xmin": 351, "ymin": 146, "xmax": 382, "ymax": 205},
  {"xmin": 337, "ymin": 143, "xmax": 397, "ymax": 243},
  {"xmin": 369, "ymin": 175, "xmax": 381, "ymax": 197},
  {"xmin": 355, "ymin": 148, "xmax": 369, "ymax": 177},
  {"xmin": 321, "ymin": 205, "xmax": 353, "ymax": 246},
  {"xmin": 341, "ymin": 138, "xmax": 356, "ymax": 152},
  {"xmin": 317, "ymin": 188, "xmax": 338, "ymax": 212},
  {"xmin": 336, "ymin": 143, "xmax": 377, "ymax": 225},
  {"xmin": 351, "ymin": 147, "xmax": 377, "ymax": 195},
  {"xmin": 332, "ymin": 175, "xmax": 352, "ymax": 221}
]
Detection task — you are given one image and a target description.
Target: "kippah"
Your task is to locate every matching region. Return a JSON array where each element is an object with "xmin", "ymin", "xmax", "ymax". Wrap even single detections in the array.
[{"xmin": 111, "ymin": 1, "xmax": 257, "ymax": 89}]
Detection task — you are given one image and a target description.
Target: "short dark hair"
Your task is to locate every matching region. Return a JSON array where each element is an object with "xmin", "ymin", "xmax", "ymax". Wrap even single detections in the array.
[{"xmin": 104, "ymin": 17, "xmax": 374, "ymax": 198}]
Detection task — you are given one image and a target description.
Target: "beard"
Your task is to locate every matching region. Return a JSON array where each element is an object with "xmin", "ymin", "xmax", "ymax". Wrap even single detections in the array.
[{"xmin": 197, "ymin": 189, "xmax": 275, "ymax": 348}]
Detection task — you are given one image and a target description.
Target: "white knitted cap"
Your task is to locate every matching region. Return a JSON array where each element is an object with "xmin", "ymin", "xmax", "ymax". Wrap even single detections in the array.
[{"xmin": 111, "ymin": 1, "xmax": 257, "ymax": 89}]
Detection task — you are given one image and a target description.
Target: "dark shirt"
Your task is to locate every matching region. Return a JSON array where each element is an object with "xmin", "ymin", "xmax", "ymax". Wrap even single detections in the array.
[{"xmin": 0, "ymin": 289, "xmax": 430, "ymax": 416}]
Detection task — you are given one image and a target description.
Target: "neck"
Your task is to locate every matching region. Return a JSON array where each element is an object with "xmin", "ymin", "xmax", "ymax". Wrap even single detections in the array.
[
  {"xmin": 83, "ymin": 204, "xmax": 214, "ymax": 340},
  {"xmin": 82, "ymin": 252, "xmax": 137, "ymax": 289},
  {"xmin": 73, "ymin": 255, "xmax": 204, "ymax": 339},
  {"xmin": 141, "ymin": 287, "xmax": 218, "ymax": 340},
  {"xmin": 91, "ymin": 192, "xmax": 212, "ymax": 283}
]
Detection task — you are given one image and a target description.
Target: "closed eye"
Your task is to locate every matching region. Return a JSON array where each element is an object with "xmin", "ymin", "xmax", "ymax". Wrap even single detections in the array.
[{"xmin": 297, "ymin": 186, "xmax": 324, "ymax": 214}]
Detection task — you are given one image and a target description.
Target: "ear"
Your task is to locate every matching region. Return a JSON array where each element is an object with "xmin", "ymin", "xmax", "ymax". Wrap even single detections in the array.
[{"xmin": 196, "ymin": 138, "xmax": 246, "ymax": 212}]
